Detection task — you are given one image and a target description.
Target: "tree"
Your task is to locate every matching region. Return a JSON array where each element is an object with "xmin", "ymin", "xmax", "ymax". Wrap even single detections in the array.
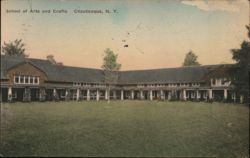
[
  {"xmin": 102, "ymin": 48, "xmax": 121, "ymax": 71},
  {"xmin": 1, "ymin": 39, "xmax": 28, "ymax": 57},
  {"xmin": 182, "ymin": 51, "xmax": 200, "ymax": 66},
  {"xmin": 231, "ymin": 25, "xmax": 250, "ymax": 103},
  {"xmin": 101, "ymin": 48, "xmax": 121, "ymax": 102},
  {"xmin": 46, "ymin": 55, "xmax": 57, "ymax": 64},
  {"xmin": 46, "ymin": 54, "xmax": 63, "ymax": 65}
]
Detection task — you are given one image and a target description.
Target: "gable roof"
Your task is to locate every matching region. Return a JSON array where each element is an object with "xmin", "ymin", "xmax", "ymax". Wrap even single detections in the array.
[
  {"xmin": 1, "ymin": 56, "xmax": 29, "ymax": 79},
  {"xmin": 1, "ymin": 55, "xmax": 104, "ymax": 83},
  {"xmin": 6, "ymin": 60, "xmax": 49, "ymax": 78},
  {"xmin": 1, "ymin": 55, "xmax": 235, "ymax": 84}
]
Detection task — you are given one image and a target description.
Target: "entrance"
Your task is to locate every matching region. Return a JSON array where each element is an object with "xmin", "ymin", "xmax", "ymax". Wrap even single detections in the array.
[
  {"xmin": 31, "ymin": 88, "xmax": 39, "ymax": 101},
  {"xmin": 13, "ymin": 88, "xmax": 25, "ymax": 102}
]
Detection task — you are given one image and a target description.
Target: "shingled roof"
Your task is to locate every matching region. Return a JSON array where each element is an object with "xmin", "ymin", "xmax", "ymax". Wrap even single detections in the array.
[
  {"xmin": 118, "ymin": 65, "xmax": 226, "ymax": 84},
  {"xmin": 1, "ymin": 55, "xmax": 234, "ymax": 84},
  {"xmin": 1, "ymin": 55, "xmax": 104, "ymax": 83}
]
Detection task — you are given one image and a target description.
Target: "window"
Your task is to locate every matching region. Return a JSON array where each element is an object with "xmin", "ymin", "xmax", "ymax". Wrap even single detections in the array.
[
  {"xmin": 34, "ymin": 77, "xmax": 38, "ymax": 84},
  {"xmin": 212, "ymin": 79, "xmax": 216, "ymax": 85},
  {"xmin": 20, "ymin": 76, "xmax": 24, "ymax": 83},
  {"xmin": 25, "ymin": 77, "xmax": 29, "ymax": 84},
  {"xmin": 14, "ymin": 76, "xmax": 19, "ymax": 83},
  {"xmin": 30, "ymin": 77, "xmax": 34, "ymax": 84},
  {"xmin": 14, "ymin": 75, "xmax": 39, "ymax": 85}
]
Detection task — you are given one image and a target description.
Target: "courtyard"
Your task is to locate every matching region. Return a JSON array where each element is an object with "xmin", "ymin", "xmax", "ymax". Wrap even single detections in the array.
[{"xmin": 0, "ymin": 101, "xmax": 249, "ymax": 157}]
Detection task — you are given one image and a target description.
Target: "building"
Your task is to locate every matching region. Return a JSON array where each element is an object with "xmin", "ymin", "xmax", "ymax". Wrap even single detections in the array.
[{"xmin": 0, "ymin": 55, "xmax": 238, "ymax": 102}]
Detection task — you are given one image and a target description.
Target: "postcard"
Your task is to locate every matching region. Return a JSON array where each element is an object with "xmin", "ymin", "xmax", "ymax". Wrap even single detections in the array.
[{"xmin": 1, "ymin": 0, "xmax": 249, "ymax": 157}]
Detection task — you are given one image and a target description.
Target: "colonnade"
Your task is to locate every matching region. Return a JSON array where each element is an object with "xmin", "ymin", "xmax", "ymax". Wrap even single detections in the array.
[{"xmin": 5, "ymin": 87, "xmax": 235, "ymax": 102}]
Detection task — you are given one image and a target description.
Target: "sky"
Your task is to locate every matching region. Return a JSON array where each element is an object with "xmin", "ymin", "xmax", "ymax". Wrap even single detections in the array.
[{"xmin": 1, "ymin": 0, "xmax": 249, "ymax": 70}]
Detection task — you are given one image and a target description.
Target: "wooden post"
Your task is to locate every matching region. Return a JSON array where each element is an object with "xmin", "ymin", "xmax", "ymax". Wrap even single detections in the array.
[
  {"xmin": 140, "ymin": 90, "xmax": 143, "ymax": 100},
  {"xmin": 105, "ymin": 89, "xmax": 108, "ymax": 100},
  {"xmin": 150, "ymin": 90, "xmax": 153, "ymax": 101},
  {"xmin": 196, "ymin": 90, "xmax": 200, "ymax": 100},
  {"xmin": 131, "ymin": 90, "xmax": 134, "ymax": 100},
  {"xmin": 240, "ymin": 95, "xmax": 244, "ymax": 103},
  {"xmin": 64, "ymin": 89, "xmax": 67, "ymax": 101},
  {"xmin": 8, "ymin": 87, "xmax": 12, "ymax": 102},
  {"xmin": 224, "ymin": 89, "xmax": 227, "ymax": 100},
  {"xmin": 183, "ymin": 89, "xmax": 186, "ymax": 101},
  {"xmin": 121, "ymin": 90, "xmax": 124, "ymax": 100},
  {"xmin": 96, "ymin": 90, "xmax": 99, "ymax": 101},
  {"xmin": 76, "ymin": 89, "xmax": 80, "ymax": 101},
  {"xmin": 208, "ymin": 89, "xmax": 213, "ymax": 100},
  {"xmin": 232, "ymin": 92, "xmax": 236, "ymax": 102},
  {"xmin": 160, "ymin": 90, "xmax": 164, "ymax": 100},
  {"xmin": 53, "ymin": 88, "xmax": 57, "ymax": 101},
  {"xmin": 168, "ymin": 91, "xmax": 171, "ymax": 100},
  {"xmin": 39, "ymin": 88, "xmax": 46, "ymax": 101},
  {"xmin": 87, "ymin": 89, "xmax": 90, "ymax": 101}
]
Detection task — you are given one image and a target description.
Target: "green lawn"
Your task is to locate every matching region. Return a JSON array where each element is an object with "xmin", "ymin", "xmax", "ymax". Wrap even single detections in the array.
[{"xmin": 0, "ymin": 101, "xmax": 249, "ymax": 157}]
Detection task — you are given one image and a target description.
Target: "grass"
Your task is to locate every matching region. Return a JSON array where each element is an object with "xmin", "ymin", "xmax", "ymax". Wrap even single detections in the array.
[{"xmin": 0, "ymin": 101, "xmax": 249, "ymax": 157}]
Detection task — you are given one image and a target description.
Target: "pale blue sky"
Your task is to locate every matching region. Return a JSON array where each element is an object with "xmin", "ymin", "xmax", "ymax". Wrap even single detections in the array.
[{"xmin": 1, "ymin": 0, "xmax": 249, "ymax": 70}]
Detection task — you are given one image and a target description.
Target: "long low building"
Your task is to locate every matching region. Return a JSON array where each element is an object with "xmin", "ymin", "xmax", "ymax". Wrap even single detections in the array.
[{"xmin": 0, "ymin": 55, "xmax": 238, "ymax": 102}]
